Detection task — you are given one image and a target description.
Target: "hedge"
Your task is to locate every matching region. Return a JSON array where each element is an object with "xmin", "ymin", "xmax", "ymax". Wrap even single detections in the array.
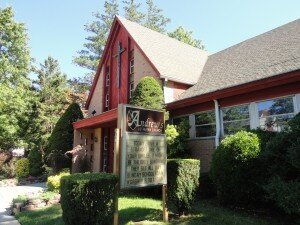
[
  {"xmin": 16, "ymin": 158, "xmax": 30, "ymax": 178},
  {"xmin": 60, "ymin": 173, "xmax": 118, "ymax": 225},
  {"xmin": 167, "ymin": 159, "xmax": 200, "ymax": 215},
  {"xmin": 47, "ymin": 172, "xmax": 70, "ymax": 192},
  {"xmin": 210, "ymin": 131, "xmax": 261, "ymax": 206}
]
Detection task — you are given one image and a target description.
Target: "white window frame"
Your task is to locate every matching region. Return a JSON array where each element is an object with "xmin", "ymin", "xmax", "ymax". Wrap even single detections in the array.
[
  {"xmin": 105, "ymin": 94, "xmax": 109, "ymax": 108},
  {"xmin": 129, "ymin": 59, "xmax": 134, "ymax": 74},
  {"xmin": 221, "ymin": 104, "xmax": 250, "ymax": 136},
  {"xmin": 129, "ymin": 81, "xmax": 134, "ymax": 98},
  {"xmin": 194, "ymin": 110, "xmax": 216, "ymax": 139},
  {"xmin": 104, "ymin": 136, "xmax": 108, "ymax": 151},
  {"xmin": 105, "ymin": 73, "xmax": 110, "ymax": 87}
]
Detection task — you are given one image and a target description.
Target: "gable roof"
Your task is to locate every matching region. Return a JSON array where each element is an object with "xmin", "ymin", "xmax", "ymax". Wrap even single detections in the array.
[
  {"xmin": 176, "ymin": 19, "xmax": 300, "ymax": 101},
  {"xmin": 117, "ymin": 16, "xmax": 209, "ymax": 85}
]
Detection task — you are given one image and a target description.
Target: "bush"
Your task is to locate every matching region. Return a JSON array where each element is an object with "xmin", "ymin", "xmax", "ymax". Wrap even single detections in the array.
[
  {"xmin": 15, "ymin": 158, "xmax": 30, "ymax": 178},
  {"xmin": 264, "ymin": 176, "xmax": 300, "ymax": 215},
  {"xmin": 0, "ymin": 158, "xmax": 17, "ymax": 178},
  {"xmin": 167, "ymin": 159, "xmax": 200, "ymax": 215},
  {"xmin": 45, "ymin": 103, "xmax": 83, "ymax": 171},
  {"xmin": 210, "ymin": 131, "xmax": 261, "ymax": 206},
  {"xmin": 198, "ymin": 173, "xmax": 216, "ymax": 198},
  {"xmin": 166, "ymin": 118, "xmax": 190, "ymax": 158},
  {"xmin": 60, "ymin": 173, "xmax": 118, "ymax": 225},
  {"xmin": 129, "ymin": 76, "xmax": 164, "ymax": 110},
  {"xmin": 47, "ymin": 172, "xmax": 70, "ymax": 192},
  {"xmin": 28, "ymin": 149, "xmax": 44, "ymax": 176}
]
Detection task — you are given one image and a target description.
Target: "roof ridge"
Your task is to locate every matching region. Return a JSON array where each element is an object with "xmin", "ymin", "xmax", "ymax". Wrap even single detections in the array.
[{"xmin": 116, "ymin": 15, "xmax": 208, "ymax": 54}]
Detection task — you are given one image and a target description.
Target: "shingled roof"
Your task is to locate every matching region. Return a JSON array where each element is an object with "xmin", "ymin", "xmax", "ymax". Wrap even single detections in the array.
[
  {"xmin": 117, "ymin": 16, "xmax": 209, "ymax": 85},
  {"xmin": 177, "ymin": 19, "xmax": 300, "ymax": 100}
]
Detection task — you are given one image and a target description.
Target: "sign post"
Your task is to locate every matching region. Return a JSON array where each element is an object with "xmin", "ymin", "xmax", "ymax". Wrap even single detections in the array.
[
  {"xmin": 113, "ymin": 128, "xmax": 121, "ymax": 225},
  {"xmin": 117, "ymin": 104, "xmax": 168, "ymax": 222}
]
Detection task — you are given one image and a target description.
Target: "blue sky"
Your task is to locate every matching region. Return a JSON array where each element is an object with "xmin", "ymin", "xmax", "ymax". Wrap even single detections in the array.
[{"xmin": 1, "ymin": 0, "xmax": 299, "ymax": 79}]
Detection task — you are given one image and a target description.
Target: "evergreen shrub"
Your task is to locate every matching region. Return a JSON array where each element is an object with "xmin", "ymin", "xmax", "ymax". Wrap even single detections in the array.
[
  {"xmin": 15, "ymin": 158, "xmax": 30, "ymax": 178},
  {"xmin": 45, "ymin": 103, "xmax": 83, "ymax": 171},
  {"xmin": 60, "ymin": 173, "xmax": 118, "ymax": 225},
  {"xmin": 167, "ymin": 159, "xmax": 200, "ymax": 215},
  {"xmin": 210, "ymin": 131, "xmax": 261, "ymax": 205},
  {"xmin": 28, "ymin": 149, "xmax": 44, "ymax": 176}
]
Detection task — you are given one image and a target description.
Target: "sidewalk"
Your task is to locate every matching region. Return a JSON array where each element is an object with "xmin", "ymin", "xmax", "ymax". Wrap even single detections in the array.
[{"xmin": 0, "ymin": 183, "xmax": 45, "ymax": 225}]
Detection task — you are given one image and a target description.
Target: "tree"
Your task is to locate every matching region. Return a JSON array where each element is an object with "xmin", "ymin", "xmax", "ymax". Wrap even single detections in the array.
[
  {"xmin": 144, "ymin": 0, "xmax": 170, "ymax": 33},
  {"xmin": 123, "ymin": 0, "xmax": 145, "ymax": 23},
  {"xmin": 168, "ymin": 26, "xmax": 205, "ymax": 49},
  {"xmin": 45, "ymin": 103, "xmax": 83, "ymax": 172},
  {"xmin": 33, "ymin": 56, "xmax": 69, "ymax": 149},
  {"xmin": 0, "ymin": 7, "xmax": 30, "ymax": 85},
  {"xmin": 73, "ymin": 0, "xmax": 119, "ymax": 86},
  {"xmin": 0, "ymin": 7, "xmax": 32, "ymax": 151},
  {"xmin": 129, "ymin": 76, "xmax": 164, "ymax": 110}
]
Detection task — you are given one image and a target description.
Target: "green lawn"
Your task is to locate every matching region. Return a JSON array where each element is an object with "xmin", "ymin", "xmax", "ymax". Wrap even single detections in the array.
[{"xmin": 16, "ymin": 196, "xmax": 290, "ymax": 225}]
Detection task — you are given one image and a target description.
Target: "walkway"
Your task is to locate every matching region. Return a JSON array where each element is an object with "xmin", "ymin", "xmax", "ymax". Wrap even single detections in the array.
[{"xmin": 0, "ymin": 183, "xmax": 46, "ymax": 225}]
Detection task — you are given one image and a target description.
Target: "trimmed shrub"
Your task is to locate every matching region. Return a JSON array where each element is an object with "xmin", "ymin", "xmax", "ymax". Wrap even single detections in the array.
[
  {"xmin": 198, "ymin": 173, "xmax": 217, "ymax": 198},
  {"xmin": 45, "ymin": 103, "xmax": 83, "ymax": 171},
  {"xmin": 28, "ymin": 149, "xmax": 44, "ymax": 176},
  {"xmin": 15, "ymin": 158, "xmax": 30, "ymax": 178},
  {"xmin": 129, "ymin": 76, "xmax": 164, "ymax": 110},
  {"xmin": 167, "ymin": 159, "xmax": 200, "ymax": 215},
  {"xmin": 60, "ymin": 173, "xmax": 118, "ymax": 225},
  {"xmin": 47, "ymin": 172, "xmax": 70, "ymax": 192},
  {"xmin": 210, "ymin": 131, "xmax": 261, "ymax": 205}
]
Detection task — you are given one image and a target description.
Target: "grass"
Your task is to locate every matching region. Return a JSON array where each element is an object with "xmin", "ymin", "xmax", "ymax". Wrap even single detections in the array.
[{"xmin": 16, "ymin": 196, "xmax": 291, "ymax": 225}]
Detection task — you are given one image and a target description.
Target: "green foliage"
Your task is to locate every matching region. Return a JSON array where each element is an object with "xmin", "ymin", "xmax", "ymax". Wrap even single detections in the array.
[
  {"xmin": 167, "ymin": 159, "xmax": 200, "ymax": 215},
  {"xmin": 0, "ymin": 158, "xmax": 17, "ymax": 178},
  {"xmin": 130, "ymin": 76, "xmax": 164, "ymax": 110},
  {"xmin": 264, "ymin": 176, "xmax": 300, "ymax": 215},
  {"xmin": 166, "ymin": 118, "xmax": 190, "ymax": 158},
  {"xmin": 47, "ymin": 172, "xmax": 70, "ymax": 192},
  {"xmin": 0, "ymin": 7, "xmax": 30, "ymax": 84},
  {"xmin": 60, "ymin": 173, "xmax": 118, "ymax": 225},
  {"xmin": 28, "ymin": 149, "xmax": 44, "ymax": 176},
  {"xmin": 198, "ymin": 173, "xmax": 217, "ymax": 198},
  {"xmin": 168, "ymin": 26, "xmax": 205, "ymax": 49},
  {"xmin": 210, "ymin": 131, "xmax": 261, "ymax": 205},
  {"xmin": 123, "ymin": 0, "xmax": 145, "ymax": 23},
  {"xmin": 16, "ymin": 158, "xmax": 30, "ymax": 178},
  {"xmin": 46, "ymin": 103, "xmax": 83, "ymax": 171}
]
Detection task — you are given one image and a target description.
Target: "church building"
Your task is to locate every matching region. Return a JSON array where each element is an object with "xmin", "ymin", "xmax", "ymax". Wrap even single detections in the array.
[{"xmin": 73, "ymin": 16, "xmax": 300, "ymax": 173}]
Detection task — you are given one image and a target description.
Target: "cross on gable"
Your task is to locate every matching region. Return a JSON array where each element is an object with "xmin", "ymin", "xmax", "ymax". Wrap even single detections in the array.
[{"xmin": 113, "ymin": 42, "xmax": 126, "ymax": 89}]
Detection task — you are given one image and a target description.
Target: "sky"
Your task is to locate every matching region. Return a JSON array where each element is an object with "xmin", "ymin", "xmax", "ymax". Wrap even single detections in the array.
[{"xmin": 1, "ymin": 0, "xmax": 299, "ymax": 79}]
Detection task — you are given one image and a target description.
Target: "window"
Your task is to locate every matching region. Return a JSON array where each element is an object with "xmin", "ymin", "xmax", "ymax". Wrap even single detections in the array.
[
  {"xmin": 195, "ymin": 111, "xmax": 216, "ymax": 137},
  {"xmin": 105, "ymin": 73, "xmax": 110, "ymax": 86},
  {"xmin": 258, "ymin": 96, "xmax": 295, "ymax": 132},
  {"xmin": 129, "ymin": 74, "xmax": 134, "ymax": 98},
  {"xmin": 173, "ymin": 116, "xmax": 189, "ymax": 126},
  {"xmin": 104, "ymin": 136, "xmax": 108, "ymax": 151},
  {"xmin": 129, "ymin": 59, "xmax": 134, "ymax": 74},
  {"xmin": 222, "ymin": 104, "xmax": 250, "ymax": 135},
  {"xmin": 105, "ymin": 94, "xmax": 109, "ymax": 108},
  {"xmin": 80, "ymin": 132, "xmax": 82, "ymax": 140},
  {"xmin": 84, "ymin": 138, "xmax": 88, "ymax": 146}
]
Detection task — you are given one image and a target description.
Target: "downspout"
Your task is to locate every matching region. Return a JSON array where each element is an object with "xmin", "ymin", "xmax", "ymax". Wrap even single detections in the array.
[{"xmin": 214, "ymin": 99, "xmax": 221, "ymax": 148}]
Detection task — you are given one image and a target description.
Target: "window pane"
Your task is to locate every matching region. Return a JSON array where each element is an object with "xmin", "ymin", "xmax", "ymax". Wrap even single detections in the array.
[
  {"xmin": 195, "ymin": 111, "xmax": 215, "ymax": 125},
  {"xmin": 173, "ymin": 116, "xmax": 189, "ymax": 126},
  {"xmin": 258, "ymin": 97, "xmax": 294, "ymax": 117},
  {"xmin": 260, "ymin": 114, "xmax": 294, "ymax": 132},
  {"xmin": 223, "ymin": 120, "xmax": 250, "ymax": 135},
  {"xmin": 222, "ymin": 105, "xmax": 249, "ymax": 121},
  {"xmin": 196, "ymin": 124, "xmax": 216, "ymax": 137}
]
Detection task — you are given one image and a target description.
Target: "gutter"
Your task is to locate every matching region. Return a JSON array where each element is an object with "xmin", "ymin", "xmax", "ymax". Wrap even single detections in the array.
[{"xmin": 214, "ymin": 99, "xmax": 221, "ymax": 147}]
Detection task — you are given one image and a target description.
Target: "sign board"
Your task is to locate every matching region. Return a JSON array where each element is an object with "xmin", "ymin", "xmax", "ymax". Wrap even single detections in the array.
[{"xmin": 118, "ymin": 104, "xmax": 167, "ymax": 189}]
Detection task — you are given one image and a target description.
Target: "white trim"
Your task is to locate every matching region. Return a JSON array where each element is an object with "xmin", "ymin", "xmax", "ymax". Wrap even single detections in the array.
[
  {"xmin": 189, "ymin": 115, "xmax": 195, "ymax": 139},
  {"xmin": 294, "ymin": 94, "xmax": 300, "ymax": 114},
  {"xmin": 214, "ymin": 100, "xmax": 221, "ymax": 148},
  {"xmin": 249, "ymin": 102, "xmax": 259, "ymax": 129}
]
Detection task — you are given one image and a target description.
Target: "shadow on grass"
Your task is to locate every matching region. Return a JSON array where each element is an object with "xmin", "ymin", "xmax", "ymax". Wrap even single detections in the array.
[{"xmin": 119, "ymin": 207, "xmax": 162, "ymax": 224}]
